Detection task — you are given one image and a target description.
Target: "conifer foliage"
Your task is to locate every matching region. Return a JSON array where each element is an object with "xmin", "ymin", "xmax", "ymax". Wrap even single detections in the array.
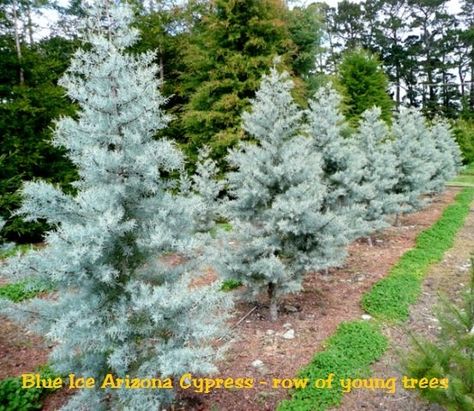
[
  {"xmin": 338, "ymin": 50, "xmax": 394, "ymax": 125},
  {"xmin": 353, "ymin": 107, "xmax": 401, "ymax": 240},
  {"xmin": 0, "ymin": 2, "xmax": 230, "ymax": 409},
  {"xmin": 428, "ymin": 119, "xmax": 463, "ymax": 193},
  {"xmin": 306, "ymin": 85, "xmax": 370, "ymax": 242},
  {"xmin": 216, "ymin": 68, "xmax": 347, "ymax": 320},
  {"xmin": 391, "ymin": 107, "xmax": 436, "ymax": 214}
]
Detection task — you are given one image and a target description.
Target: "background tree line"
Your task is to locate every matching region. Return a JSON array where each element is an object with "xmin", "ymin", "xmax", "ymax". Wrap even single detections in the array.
[
  {"xmin": 0, "ymin": 0, "xmax": 473, "ymax": 244},
  {"xmin": 317, "ymin": 0, "xmax": 473, "ymax": 119}
]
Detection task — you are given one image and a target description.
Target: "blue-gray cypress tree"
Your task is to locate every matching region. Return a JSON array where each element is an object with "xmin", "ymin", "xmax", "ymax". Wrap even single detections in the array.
[
  {"xmin": 215, "ymin": 68, "xmax": 347, "ymax": 320},
  {"xmin": 391, "ymin": 107, "xmax": 436, "ymax": 216},
  {"xmin": 0, "ymin": 2, "xmax": 230, "ymax": 409},
  {"xmin": 306, "ymin": 84, "xmax": 371, "ymax": 243},
  {"xmin": 427, "ymin": 119, "xmax": 463, "ymax": 193},
  {"xmin": 353, "ymin": 107, "xmax": 402, "ymax": 243}
]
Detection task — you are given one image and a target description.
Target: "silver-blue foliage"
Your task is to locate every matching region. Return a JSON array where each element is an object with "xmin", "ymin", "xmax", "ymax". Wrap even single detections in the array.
[
  {"xmin": 353, "ymin": 107, "xmax": 402, "ymax": 234},
  {"xmin": 426, "ymin": 118, "xmax": 463, "ymax": 193},
  {"xmin": 392, "ymin": 107, "xmax": 436, "ymax": 213},
  {"xmin": 306, "ymin": 85, "xmax": 371, "ymax": 241},
  {"xmin": 215, "ymin": 68, "xmax": 348, "ymax": 320},
  {"xmin": 0, "ymin": 2, "xmax": 231, "ymax": 409}
]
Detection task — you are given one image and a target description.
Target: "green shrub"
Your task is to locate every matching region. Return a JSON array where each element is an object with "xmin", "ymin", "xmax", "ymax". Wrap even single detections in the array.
[
  {"xmin": 209, "ymin": 222, "xmax": 233, "ymax": 239},
  {"xmin": 401, "ymin": 258, "xmax": 474, "ymax": 411},
  {"xmin": 0, "ymin": 378, "xmax": 43, "ymax": 411},
  {"xmin": 452, "ymin": 119, "xmax": 474, "ymax": 164},
  {"xmin": 338, "ymin": 49, "xmax": 393, "ymax": 125},
  {"xmin": 0, "ymin": 279, "xmax": 50, "ymax": 302},
  {"xmin": 278, "ymin": 321, "xmax": 388, "ymax": 410},
  {"xmin": 0, "ymin": 366, "xmax": 59, "ymax": 411},
  {"xmin": 220, "ymin": 279, "xmax": 242, "ymax": 291}
]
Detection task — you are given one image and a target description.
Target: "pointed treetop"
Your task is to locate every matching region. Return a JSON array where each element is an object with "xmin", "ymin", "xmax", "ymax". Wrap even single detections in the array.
[
  {"xmin": 356, "ymin": 106, "xmax": 390, "ymax": 149},
  {"xmin": 307, "ymin": 84, "xmax": 345, "ymax": 148},
  {"xmin": 81, "ymin": 0, "xmax": 139, "ymax": 49},
  {"xmin": 242, "ymin": 66, "xmax": 302, "ymax": 145}
]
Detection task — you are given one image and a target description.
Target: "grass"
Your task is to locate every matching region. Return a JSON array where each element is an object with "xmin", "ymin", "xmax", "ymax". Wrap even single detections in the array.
[
  {"xmin": 0, "ymin": 280, "xmax": 50, "ymax": 303},
  {"xmin": 462, "ymin": 162, "xmax": 474, "ymax": 174},
  {"xmin": 220, "ymin": 279, "xmax": 242, "ymax": 291},
  {"xmin": 277, "ymin": 321, "xmax": 388, "ymax": 411},
  {"xmin": 448, "ymin": 162, "xmax": 474, "ymax": 187},
  {"xmin": 0, "ymin": 244, "xmax": 34, "ymax": 260},
  {"xmin": 209, "ymin": 222, "xmax": 233, "ymax": 239},
  {"xmin": 362, "ymin": 188, "xmax": 474, "ymax": 321}
]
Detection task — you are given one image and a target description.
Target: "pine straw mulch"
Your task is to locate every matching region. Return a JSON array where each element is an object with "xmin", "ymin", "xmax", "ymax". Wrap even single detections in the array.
[{"xmin": 0, "ymin": 188, "xmax": 460, "ymax": 410}]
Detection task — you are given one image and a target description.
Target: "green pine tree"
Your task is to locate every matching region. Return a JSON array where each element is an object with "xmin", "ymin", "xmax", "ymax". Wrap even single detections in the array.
[
  {"xmin": 179, "ymin": 0, "xmax": 321, "ymax": 170},
  {"xmin": 338, "ymin": 49, "xmax": 394, "ymax": 125}
]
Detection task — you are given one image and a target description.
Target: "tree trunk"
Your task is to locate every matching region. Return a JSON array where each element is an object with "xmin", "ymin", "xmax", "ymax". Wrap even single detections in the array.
[
  {"xmin": 367, "ymin": 236, "xmax": 373, "ymax": 247},
  {"xmin": 459, "ymin": 65, "xmax": 465, "ymax": 100},
  {"xmin": 12, "ymin": 0, "xmax": 24, "ymax": 85},
  {"xmin": 26, "ymin": 2, "xmax": 34, "ymax": 45},
  {"xmin": 470, "ymin": 62, "xmax": 474, "ymax": 110},
  {"xmin": 394, "ymin": 213, "xmax": 401, "ymax": 227},
  {"xmin": 159, "ymin": 47, "xmax": 164, "ymax": 89},
  {"xmin": 268, "ymin": 282, "xmax": 278, "ymax": 321},
  {"xmin": 395, "ymin": 79, "xmax": 400, "ymax": 108},
  {"xmin": 393, "ymin": 28, "xmax": 401, "ymax": 108}
]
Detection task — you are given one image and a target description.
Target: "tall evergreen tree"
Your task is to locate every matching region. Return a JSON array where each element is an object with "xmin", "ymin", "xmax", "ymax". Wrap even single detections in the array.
[
  {"xmin": 0, "ymin": 2, "xmax": 230, "ymax": 409},
  {"xmin": 391, "ymin": 107, "xmax": 435, "ymax": 216},
  {"xmin": 408, "ymin": 0, "xmax": 452, "ymax": 117},
  {"xmin": 338, "ymin": 49, "xmax": 394, "ymax": 124},
  {"xmin": 353, "ymin": 107, "xmax": 401, "ymax": 243},
  {"xmin": 373, "ymin": 0, "xmax": 411, "ymax": 108},
  {"xmin": 216, "ymin": 68, "xmax": 347, "ymax": 320},
  {"xmin": 306, "ymin": 84, "xmax": 371, "ymax": 242},
  {"xmin": 427, "ymin": 119, "xmax": 463, "ymax": 193},
  {"xmin": 180, "ymin": 0, "xmax": 287, "ymax": 166},
  {"xmin": 179, "ymin": 0, "xmax": 321, "ymax": 169}
]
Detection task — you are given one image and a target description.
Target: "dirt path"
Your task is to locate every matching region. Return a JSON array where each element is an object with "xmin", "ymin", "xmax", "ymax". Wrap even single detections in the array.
[{"xmin": 337, "ymin": 195, "xmax": 474, "ymax": 411}]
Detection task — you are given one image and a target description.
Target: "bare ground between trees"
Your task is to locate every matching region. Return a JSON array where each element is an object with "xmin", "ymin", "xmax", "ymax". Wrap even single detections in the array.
[{"xmin": 0, "ymin": 188, "xmax": 464, "ymax": 410}]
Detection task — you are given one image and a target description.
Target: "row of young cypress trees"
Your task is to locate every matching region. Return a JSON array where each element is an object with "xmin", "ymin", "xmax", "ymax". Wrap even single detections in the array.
[
  {"xmin": 0, "ymin": 2, "xmax": 462, "ymax": 409},
  {"xmin": 213, "ymin": 67, "xmax": 462, "ymax": 321}
]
